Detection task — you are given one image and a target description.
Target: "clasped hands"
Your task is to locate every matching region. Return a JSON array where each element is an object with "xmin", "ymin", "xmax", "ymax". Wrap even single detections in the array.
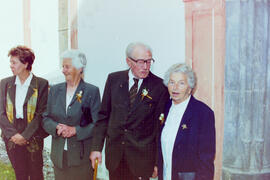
[
  {"xmin": 10, "ymin": 133, "xmax": 27, "ymax": 146},
  {"xmin": 56, "ymin": 123, "xmax": 76, "ymax": 138}
]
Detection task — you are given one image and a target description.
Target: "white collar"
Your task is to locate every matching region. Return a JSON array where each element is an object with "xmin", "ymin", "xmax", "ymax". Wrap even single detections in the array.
[
  {"xmin": 171, "ymin": 95, "xmax": 191, "ymax": 109},
  {"xmin": 15, "ymin": 73, "xmax": 33, "ymax": 86},
  {"xmin": 128, "ymin": 70, "xmax": 144, "ymax": 90},
  {"xmin": 128, "ymin": 69, "xmax": 139, "ymax": 80}
]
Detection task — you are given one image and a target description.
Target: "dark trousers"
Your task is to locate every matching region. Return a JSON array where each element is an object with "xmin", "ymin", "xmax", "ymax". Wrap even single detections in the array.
[
  {"xmin": 109, "ymin": 157, "xmax": 150, "ymax": 180},
  {"xmin": 4, "ymin": 140, "xmax": 44, "ymax": 180}
]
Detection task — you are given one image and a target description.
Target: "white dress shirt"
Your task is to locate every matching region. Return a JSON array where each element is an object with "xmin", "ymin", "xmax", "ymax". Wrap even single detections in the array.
[
  {"xmin": 128, "ymin": 70, "xmax": 143, "ymax": 91},
  {"xmin": 161, "ymin": 96, "xmax": 190, "ymax": 180},
  {"xmin": 64, "ymin": 91, "xmax": 75, "ymax": 150},
  {"xmin": 66, "ymin": 92, "xmax": 74, "ymax": 113},
  {"xmin": 15, "ymin": 73, "xmax": 33, "ymax": 119}
]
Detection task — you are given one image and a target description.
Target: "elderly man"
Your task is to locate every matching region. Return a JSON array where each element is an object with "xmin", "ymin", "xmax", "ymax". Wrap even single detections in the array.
[{"xmin": 90, "ymin": 42, "xmax": 169, "ymax": 180}]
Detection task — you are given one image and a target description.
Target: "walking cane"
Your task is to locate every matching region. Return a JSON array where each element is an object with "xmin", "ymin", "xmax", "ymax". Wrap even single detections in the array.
[{"xmin": 93, "ymin": 158, "xmax": 98, "ymax": 180}]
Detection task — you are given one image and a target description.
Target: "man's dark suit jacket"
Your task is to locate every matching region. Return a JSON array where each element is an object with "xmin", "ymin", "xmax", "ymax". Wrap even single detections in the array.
[
  {"xmin": 0, "ymin": 75, "xmax": 48, "ymax": 141},
  {"xmin": 158, "ymin": 96, "xmax": 216, "ymax": 180},
  {"xmin": 91, "ymin": 70, "xmax": 169, "ymax": 177}
]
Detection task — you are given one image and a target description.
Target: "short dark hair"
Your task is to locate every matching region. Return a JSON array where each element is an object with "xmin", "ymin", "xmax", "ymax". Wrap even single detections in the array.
[{"xmin": 8, "ymin": 45, "xmax": 35, "ymax": 71}]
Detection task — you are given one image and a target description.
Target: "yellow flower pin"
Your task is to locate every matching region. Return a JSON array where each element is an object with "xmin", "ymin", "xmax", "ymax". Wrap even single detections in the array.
[
  {"xmin": 159, "ymin": 113, "xmax": 165, "ymax": 125},
  {"xmin": 141, "ymin": 88, "xmax": 152, "ymax": 100},
  {"xmin": 76, "ymin": 90, "xmax": 83, "ymax": 103},
  {"xmin": 181, "ymin": 124, "xmax": 187, "ymax": 130}
]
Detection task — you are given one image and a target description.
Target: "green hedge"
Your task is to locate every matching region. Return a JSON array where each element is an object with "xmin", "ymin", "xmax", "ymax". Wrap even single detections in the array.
[{"xmin": 0, "ymin": 161, "xmax": 15, "ymax": 180}]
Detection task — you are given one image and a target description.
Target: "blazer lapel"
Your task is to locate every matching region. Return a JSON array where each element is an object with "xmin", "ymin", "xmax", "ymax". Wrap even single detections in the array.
[
  {"xmin": 23, "ymin": 75, "xmax": 37, "ymax": 105},
  {"xmin": 130, "ymin": 80, "xmax": 145, "ymax": 111},
  {"xmin": 129, "ymin": 72, "xmax": 153, "ymax": 112},
  {"xmin": 119, "ymin": 71, "xmax": 130, "ymax": 106},
  {"xmin": 173, "ymin": 96, "xmax": 194, "ymax": 146},
  {"xmin": 160, "ymin": 99, "xmax": 172, "ymax": 130},
  {"xmin": 6, "ymin": 77, "xmax": 16, "ymax": 106},
  {"xmin": 68, "ymin": 79, "xmax": 85, "ymax": 107},
  {"xmin": 58, "ymin": 83, "xmax": 67, "ymax": 111}
]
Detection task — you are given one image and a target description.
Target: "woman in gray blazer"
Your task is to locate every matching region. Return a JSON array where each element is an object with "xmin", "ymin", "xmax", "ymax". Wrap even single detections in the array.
[{"xmin": 42, "ymin": 50, "xmax": 101, "ymax": 180}]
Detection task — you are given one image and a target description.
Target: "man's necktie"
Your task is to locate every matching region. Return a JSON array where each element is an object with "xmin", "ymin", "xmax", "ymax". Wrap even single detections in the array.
[{"xmin": 129, "ymin": 78, "xmax": 139, "ymax": 106}]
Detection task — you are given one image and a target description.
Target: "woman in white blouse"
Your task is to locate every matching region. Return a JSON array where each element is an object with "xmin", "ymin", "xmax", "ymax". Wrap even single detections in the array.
[
  {"xmin": 158, "ymin": 63, "xmax": 216, "ymax": 180},
  {"xmin": 0, "ymin": 45, "xmax": 49, "ymax": 180}
]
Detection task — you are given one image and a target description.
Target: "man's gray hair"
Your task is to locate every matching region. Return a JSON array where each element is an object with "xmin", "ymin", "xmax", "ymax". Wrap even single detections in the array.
[
  {"xmin": 61, "ymin": 49, "xmax": 87, "ymax": 72},
  {"xmin": 163, "ymin": 63, "xmax": 196, "ymax": 89},
  {"xmin": 125, "ymin": 42, "xmax": 152, "ymax": 58}
]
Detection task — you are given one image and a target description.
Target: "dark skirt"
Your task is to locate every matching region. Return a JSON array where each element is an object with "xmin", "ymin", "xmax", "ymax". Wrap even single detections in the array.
[{"xmin": 53, "ymin": 150, "xmax": 93, "ymax": 180}]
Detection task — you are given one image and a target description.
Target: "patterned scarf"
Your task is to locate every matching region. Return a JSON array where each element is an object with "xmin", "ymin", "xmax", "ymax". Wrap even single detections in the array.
[
  {"xmin": 5, "ymin": 78, "xmax": 39, "ymax": 154},
  {"xmin": 6, "ymin": 80, "xmax": 38, "ymax": 124}
]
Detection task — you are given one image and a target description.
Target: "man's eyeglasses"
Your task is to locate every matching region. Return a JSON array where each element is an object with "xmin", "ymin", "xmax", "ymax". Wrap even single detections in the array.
[{"xmin": 128, "ymin": 57, "xmax": 155, "ymax": 66}]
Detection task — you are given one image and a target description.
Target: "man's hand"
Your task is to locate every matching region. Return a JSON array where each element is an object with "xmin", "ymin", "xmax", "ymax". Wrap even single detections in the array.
[
  {"xmin": 10, "ymin": 133, "xmax": 27, "ymax": 146},
  {"xmin": 56, "ymin": 124, "xmax": 76, "ymax": 138},
  {"xmin": 89, "ymin": 151, "xmax": 102, "ymax": 169},
  {"xmin": 152, "ymin": 166, "xmax": 158, "ymax": 178}
]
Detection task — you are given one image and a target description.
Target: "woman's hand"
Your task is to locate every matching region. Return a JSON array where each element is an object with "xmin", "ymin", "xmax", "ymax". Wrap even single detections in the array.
[
  {"xmin": 56, "ymin": 124, "xmax": 76, "ymax": 138},
  {"xmin": 10, "ymin": 133, "xmax": 27, "ymax": 146}
]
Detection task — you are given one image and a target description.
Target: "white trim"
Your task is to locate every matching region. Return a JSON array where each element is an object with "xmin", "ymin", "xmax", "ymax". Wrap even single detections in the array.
[{"xmin": 211, "ymin": 8, "xmax": 215, "ymax": 109}]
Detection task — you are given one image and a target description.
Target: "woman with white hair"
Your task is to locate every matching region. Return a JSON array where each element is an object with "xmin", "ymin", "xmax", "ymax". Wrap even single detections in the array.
[
  {"xmin": 158, "ymin": 63, "xmax": 216, "ymax": 180},
  {"xmin": 42, "ymin": 49, "xmax": 101, "ymax": 180}
]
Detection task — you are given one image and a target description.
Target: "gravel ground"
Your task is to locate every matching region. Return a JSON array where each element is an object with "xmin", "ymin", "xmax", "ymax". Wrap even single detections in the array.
[
  {"xmin": 0, "ymin": 138, "xmax": 54, "ymax": 180},
  {"xmin": 0, "ymin": 138, "xmax": 108, "ymax": 180}
]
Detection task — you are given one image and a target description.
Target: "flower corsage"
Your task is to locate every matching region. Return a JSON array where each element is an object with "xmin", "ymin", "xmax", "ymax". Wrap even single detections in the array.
[
  {"xmin": 76, "ymin": 90, "xmax": 83, "ymax": 103},
  {"xmin": 181, "ymin": 124, "xmax": 188, "ymax": 130},
  {"xmin": 141, "ymin": 88, "xmax": 152, "ymax": 100},
  {"xmin": 159, "ymin": 113, "xmax": 165, "ymax": 125}
]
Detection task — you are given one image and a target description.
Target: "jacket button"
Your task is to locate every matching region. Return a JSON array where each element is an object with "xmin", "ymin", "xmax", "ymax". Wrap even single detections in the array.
[
  {"xmin": 121, "ymin": 141, "xmax": 125, "ymax": 145},
  {"xmin": 124, "ymin": 129, "xmax": 128, "ymax": 132}
]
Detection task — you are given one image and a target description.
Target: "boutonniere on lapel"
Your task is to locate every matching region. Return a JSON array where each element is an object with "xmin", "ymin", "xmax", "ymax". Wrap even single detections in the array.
[
  {"xmin": 76, "ymin": 90, "xmax": 83, "ymax": 103},
  {"xmin": 181, "ymin": 124, "xmax": 188, "ymax": 130},
  {"xmin": 159, "ymin": 113, "xmax": 165, "ymax": 125},
  {"xmin": 141, "ymin": 88, "xmax": 152, "ymax": 100}
]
